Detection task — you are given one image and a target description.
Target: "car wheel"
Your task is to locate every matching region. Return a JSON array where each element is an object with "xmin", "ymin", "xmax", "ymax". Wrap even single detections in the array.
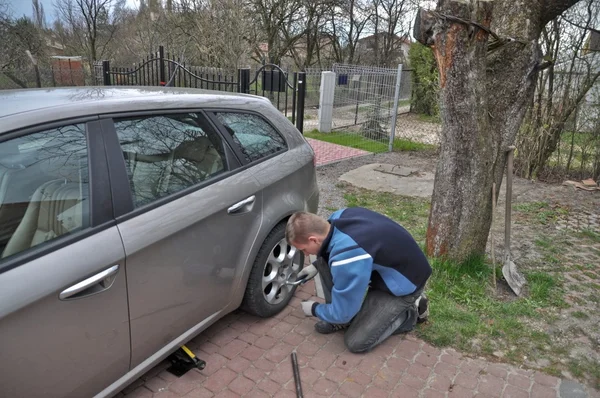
[{"xmin": 241, "ymin": 222, "xmax": 304, "ymax": 317}]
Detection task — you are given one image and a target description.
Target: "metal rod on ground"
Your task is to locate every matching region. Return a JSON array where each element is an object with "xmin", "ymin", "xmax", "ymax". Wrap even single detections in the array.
[
  {"xmin": 291, "ymin": 352, "xmax": 303, "ymax": 398},
  {"xmin": 389, "ymin": 63, "xmax": 403, "ymax": 152}
]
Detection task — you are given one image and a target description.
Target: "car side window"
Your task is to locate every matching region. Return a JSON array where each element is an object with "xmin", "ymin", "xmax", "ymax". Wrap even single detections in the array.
[
  {"xmin": 215, "ymin": 112, "xmax": 287, "ymax": 163},
  {"xmin": 114, "ymin": 113, "xmax": 228, "ymax": 208},
  {"xmin": 0, "ymin": 124, "xmax": 90, "ymax": 262}
]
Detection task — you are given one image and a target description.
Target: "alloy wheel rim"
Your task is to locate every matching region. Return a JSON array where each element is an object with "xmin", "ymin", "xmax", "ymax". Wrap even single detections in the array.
[{"xmin": 261, "ymin": 238, "xmax": 303, "ymax": 305}]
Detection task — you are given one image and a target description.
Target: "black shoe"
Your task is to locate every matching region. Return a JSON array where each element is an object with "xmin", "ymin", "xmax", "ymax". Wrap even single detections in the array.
[
  {"xmin": 416, "ymin": 294, "xmax": 429, "ymax": 324},
  {"xmin": 314, "ymin": 321, "xmax": 350, "ymax": 334}
]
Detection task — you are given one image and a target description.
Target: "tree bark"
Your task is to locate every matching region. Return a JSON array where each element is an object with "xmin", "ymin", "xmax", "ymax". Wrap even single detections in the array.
[
  {"xmin": 425, "ymin": 0, "xmax": 494, "ymax": 260},
  {"xmin": 421, "ymin": 0, "xmax": 581, "ymax": 262}
]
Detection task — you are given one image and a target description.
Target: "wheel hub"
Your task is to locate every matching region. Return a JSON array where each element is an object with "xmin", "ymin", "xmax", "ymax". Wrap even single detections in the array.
[{"xmin": 261, "ymin": 238, "xmax": 302, "ymax": 305}]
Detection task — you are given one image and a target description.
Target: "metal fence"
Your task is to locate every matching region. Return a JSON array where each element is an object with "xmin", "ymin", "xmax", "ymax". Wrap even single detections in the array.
[
  {"xmin": 98, "ymin": 47, "xmax": 307, "ymax": 133},
  {"xmin": 303, "ymin": 64, "xmax": 417, "ymax": 154}
]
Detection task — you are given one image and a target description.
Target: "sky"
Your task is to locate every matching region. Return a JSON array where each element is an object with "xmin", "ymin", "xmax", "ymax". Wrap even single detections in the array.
[{"xmin": 7, "ymin": 0, "xmax": 139, "ymax": 21}]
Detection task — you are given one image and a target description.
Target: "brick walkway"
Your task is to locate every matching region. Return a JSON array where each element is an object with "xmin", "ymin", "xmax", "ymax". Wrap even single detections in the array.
[
  {"xmin": 306, "ymin": 138, "xmax": 371, "ymax": 167},
  {"xmin": 119, "ymin": 281, "xmax": 599, "ymax": 398}
]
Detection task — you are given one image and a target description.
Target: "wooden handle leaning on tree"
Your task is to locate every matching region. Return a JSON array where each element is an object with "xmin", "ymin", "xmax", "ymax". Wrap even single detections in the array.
[{"xmin": 505, "ymin": 146, "xmax": 516, "ymax": 259}]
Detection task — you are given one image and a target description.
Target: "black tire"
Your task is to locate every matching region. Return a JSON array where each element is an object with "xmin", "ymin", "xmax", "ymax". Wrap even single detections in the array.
[{"xmin": 241, "ymin": 222, "xmax": 304, "ymax": 317}]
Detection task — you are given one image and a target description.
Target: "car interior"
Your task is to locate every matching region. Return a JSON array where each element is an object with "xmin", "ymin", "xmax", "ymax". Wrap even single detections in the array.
[{"xmin": 0, "ymin": 136, "xmax": 89, "ymax": 260}]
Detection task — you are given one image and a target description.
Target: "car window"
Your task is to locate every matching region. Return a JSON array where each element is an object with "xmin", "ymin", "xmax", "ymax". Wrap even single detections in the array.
[
  {"xmin": 0, "ymin": 124, "xmax": 90, "ymax": 262},
  {"xmin": 114, "ymin": 113, "xmax": 228, "ymax": 208},
  {"xmin": 215, "ymin": 112, "xmax": 287, "ymax": 163}
]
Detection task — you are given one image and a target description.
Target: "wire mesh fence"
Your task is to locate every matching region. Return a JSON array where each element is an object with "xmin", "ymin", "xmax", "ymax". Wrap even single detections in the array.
[{"xmin": 304, "ymin": 64, "xmax": 417, "ymax": 154}]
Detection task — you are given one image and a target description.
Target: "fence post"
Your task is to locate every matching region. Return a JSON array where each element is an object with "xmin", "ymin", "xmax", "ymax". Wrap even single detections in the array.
[
  {"xmin": 389, "ymin": 63, "xmax": 403, "ymax": 152},
  {"xmin": 238, "ymin": 68, "xmax": 250, "ymax": 94},
  {"xmin": 296, "ymin": 72, "xmax": 306, "ymax": 134},
  {"xmin": 318, "ymin": 71, "xmax": 336, "ymax": 133},
  {"xmin": 159, "ymin": 46, "xmax": 166, "ymax": 86},
  {"xmin": 102, "ymin": 60, "xmax": 111, "ymax": 85},
  {"xmin": 291, "ymin": 72, "xmax": 298, "ymax": 125}
]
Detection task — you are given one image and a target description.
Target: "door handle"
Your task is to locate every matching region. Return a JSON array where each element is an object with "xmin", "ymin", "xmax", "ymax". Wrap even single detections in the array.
[
  {"xmin": 59, "ymin": 265, "xmax": 120, "ymax": 300},
  {"xmin": 227, "ymin": 195, "xmax": 256, "ymax": 214}
]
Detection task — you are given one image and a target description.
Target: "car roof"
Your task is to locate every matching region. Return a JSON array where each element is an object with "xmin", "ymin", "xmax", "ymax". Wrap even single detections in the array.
[{"xmin": 0, "ymin": 86, "xmax": 272, "ymax": 134}]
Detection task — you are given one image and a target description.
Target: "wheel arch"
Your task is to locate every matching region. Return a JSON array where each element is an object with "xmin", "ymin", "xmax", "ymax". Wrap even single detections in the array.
[{"xmin": 224, "ymin": 211, "xmax": 297, "ymax": 313}]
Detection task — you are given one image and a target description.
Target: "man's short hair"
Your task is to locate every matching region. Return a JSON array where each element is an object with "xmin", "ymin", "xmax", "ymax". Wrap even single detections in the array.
[{"xmin": 285, "ymin": 212, "xmax": 329, "ymax": 244}]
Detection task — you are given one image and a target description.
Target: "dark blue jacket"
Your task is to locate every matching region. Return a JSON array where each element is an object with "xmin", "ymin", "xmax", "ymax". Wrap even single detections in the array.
[{"xmin": 313, "ymin": 207, "xmax": 432, "ymax": 324}]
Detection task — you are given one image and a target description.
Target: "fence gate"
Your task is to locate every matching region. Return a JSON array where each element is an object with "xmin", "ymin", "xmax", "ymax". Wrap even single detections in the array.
[
  {"xmin": 244, "ymin": 64, "xmax": 306, "ymax": 133},
  {"xmin": 100, "ymin": 46, "xmax": 306, "ymax": 133}
]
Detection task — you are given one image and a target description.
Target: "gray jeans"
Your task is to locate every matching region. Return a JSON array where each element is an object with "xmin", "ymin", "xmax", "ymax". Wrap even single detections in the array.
[{"xmin": 313, "ymin": 257, "xmax": 422, "ymax": 353}]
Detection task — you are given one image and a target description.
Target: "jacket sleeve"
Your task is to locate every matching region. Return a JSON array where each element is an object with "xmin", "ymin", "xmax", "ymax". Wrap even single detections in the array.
[{"xmin": 314, "ymin": 248, "xmax": 372, "ymax": 324}]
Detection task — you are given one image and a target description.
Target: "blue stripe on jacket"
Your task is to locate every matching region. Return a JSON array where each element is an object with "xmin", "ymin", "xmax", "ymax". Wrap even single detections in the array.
[
  {"xmin": 314, "ymin": 228, "xmax": 371, "ymax": 324},
  {"xmin": 313, "ymin": 207, "xmax": 432, "ymax": 325}
]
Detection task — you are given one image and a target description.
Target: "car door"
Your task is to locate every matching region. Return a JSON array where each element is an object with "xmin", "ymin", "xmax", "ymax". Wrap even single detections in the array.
[
  {"xmin": 102, "ymin": 111, "xmax": 264, "ymax": 368},
  {"xmin": 0, "ymin": 120, "xmax": 130, "ymax": 398}
]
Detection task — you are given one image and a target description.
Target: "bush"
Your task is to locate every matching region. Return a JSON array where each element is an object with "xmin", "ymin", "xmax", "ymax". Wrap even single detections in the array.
[{"xmin": 409, "ymin": 43, "xmax": 440, "ymax": 118}]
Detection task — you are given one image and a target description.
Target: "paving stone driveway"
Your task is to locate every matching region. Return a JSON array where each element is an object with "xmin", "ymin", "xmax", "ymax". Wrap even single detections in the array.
[{"xmin": 119, "ymin": 280, "xmax": 599, "ymax": 398}]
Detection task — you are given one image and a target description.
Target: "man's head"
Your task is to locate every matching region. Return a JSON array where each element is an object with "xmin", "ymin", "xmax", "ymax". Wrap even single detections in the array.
[{"xmin": 285, "ymin": 212, "xmax": 331, "ymax": 256}]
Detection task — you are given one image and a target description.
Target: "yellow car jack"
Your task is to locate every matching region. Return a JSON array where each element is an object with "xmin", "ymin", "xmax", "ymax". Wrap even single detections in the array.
[{"xmin": 165, "ymin": 344, "xmax": 206, "ymax": 377}]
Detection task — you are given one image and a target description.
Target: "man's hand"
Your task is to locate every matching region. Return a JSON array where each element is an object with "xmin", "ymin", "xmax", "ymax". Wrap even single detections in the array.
[
  {"xmin": 301, "ymin": 300, "xmax": 318, "ymax": 317},
  {"xmin": 296, "ymin": 264, "xmax": 318, "ymax": 284}
]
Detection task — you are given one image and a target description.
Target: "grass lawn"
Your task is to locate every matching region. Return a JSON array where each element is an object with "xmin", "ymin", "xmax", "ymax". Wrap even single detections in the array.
[
  {"xmin": 305, "ymin": 129, "xmax": 436, "ymax": 153},
  {"xmin": 341, "ymin": 187, "xmax": 577, "ymax": 371}
]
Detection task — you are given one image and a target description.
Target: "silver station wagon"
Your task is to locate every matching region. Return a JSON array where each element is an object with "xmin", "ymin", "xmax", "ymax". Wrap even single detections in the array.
[{"xmin": 0, "ymin": 87, "xmax": 318, "ymax": 397}]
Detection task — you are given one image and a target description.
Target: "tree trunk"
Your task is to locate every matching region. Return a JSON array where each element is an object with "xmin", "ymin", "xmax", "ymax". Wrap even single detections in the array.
[
  {"xmin": 425, "ymin": 0, "xmax": 494, "ymax": 260},
  {"xmin": 420, "ymin": 0, "xmax": 581, "ymax": 262}
]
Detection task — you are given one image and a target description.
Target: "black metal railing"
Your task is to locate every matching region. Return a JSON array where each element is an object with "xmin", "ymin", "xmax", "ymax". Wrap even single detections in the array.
[{"xmin": 100, "ymin": 46, "xmax": 306, "ymax": 133}]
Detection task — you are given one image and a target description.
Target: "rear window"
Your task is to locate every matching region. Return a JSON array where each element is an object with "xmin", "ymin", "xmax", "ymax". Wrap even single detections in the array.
[{"xmin": 215, "ymin": 112, "xmax": 286, "ymax": 163}]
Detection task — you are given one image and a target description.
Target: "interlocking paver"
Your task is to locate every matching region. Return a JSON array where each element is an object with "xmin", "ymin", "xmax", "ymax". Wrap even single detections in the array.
[
  {"xmin": 124, "ymin": 387, "xmax": 152, "ymax": 398},
  {"xmin": 306, "ymin": 138, "xmax": 371, "ymax": 167},
  {"xmin": 308, "ymin": 350, "xmax": 337, "ymax": 371},
  {"xmin": 213, "ymin": 389, "xmax": 239, "ymax": 398},
  {"xmin": 313, "ymin": 377, "xmax": 340, "ymax": 395},
  {"xmin": 324, "ymin": 366, "xmax": 349, "ymax": 383},
  {"xmin": 508, "ymin": 373, "xmax": 532, "ymax": 390},
  {"xmin": 264, "ymin": 342, "xmax": 294, "ymax": 364},
  {"xmin": 503, "ymin": 384, "xmax": 530, "ymax": 398},
  {"xmin": 168, "ymin": 376, "xmax": 197, "ymax": 396},
  {"xmin": 531, "ymin": 383, "xmax": 559, "ymax": 398},
  {"xmin": 242, "ymin": 366, "xmax": 266, "ymax": 381},
  {"xmin": 362, "ymin": 385, "xmax": 390, "ymax": 398},
  {"xmin": 256, "ymin": 378, "xmax": 281, "ymax": 395},
  {"xmin": 226, "ymin": 355, "xmax": 251, "ymax": 373},
  {"xmin": 372, "ymin": 367, "xmax": 401, "ymax": 390},
  {"xmin": 478, "ymin": 374, "xmax": 504, "ymax": 397},
  {"xmin": 433, "ymin": 361, "xmax": 458, "ymax": 378},
  {"xmin": 339, "ymin": 380, "xmax": 367, "ymax": 397},
  {"xmin": 349, "ymin": 368, "xmax": 374, "ymax": 386},
  {"xmin": 400, "ymin": 371, "xmax": 428, "ymax": 390},
  {"xmin": 429, "ymin": 373, "xmax": 453, "ymax": 392},
  {"xmin": 219, "ymin": 338, "xmax": 248, "ymax": 359},
  {"xmin": 455, "ymin": 372, "xmax": 480, "ymax": 389},
  {"xmin": 119, "ymin": 285, "xmax": 600, "ymax": 398},
  {"xmin": 423, "ymin": 388, "xmax": 448, "ymax": 398},
  {"xmin": 143, "ymin": 376, "xmax": 169, "ymax": 393},
  {"xmin": 203, "ymin": 367, "xmax": 237, "ymax": 393},
  {"xmin": 415, "ymin": 351, "xmax": 439, "ymax": 366},
  {"xmin": 240, "ymin": 345, "xmax": 264, "ymax": 361},
  {"xmin": 227, "ymin": 375, "xmax": 255, "ymax": 396},
  {"xmin": 183, "ymin": 386, "xmax": 213, "ymax": 397},
  {"xmin": 487, "ymin": 364, "xmax": 509, "ymax": 380}
]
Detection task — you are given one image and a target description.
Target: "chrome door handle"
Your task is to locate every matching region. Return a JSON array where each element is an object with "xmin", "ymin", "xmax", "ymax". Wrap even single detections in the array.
[
  {"xmin": 227, "ymin": 195, "xmax": 256, "ymax": 214},
  {"xmin": 59, "ymin": 265, "xmax": 120, "ymax": 300}
]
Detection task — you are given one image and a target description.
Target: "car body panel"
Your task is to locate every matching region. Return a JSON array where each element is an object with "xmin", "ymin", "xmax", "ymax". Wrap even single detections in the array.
[
  {"xmin": 0, "ymin": 227, "xmax": 129, "ymax": 398},
  {"xmin": 0, "ymin": 87, "xmax": 319, "ymax": 398},
  {"xmin": 120, "ymin": 171, "xmax": 264, "ymax": 367}
]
